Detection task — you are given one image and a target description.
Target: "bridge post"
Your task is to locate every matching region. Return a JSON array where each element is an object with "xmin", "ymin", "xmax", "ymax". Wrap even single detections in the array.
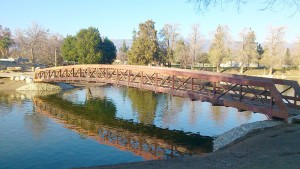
[
  {"xmin": 295, "ymin": 92, "xmax": 297, "ymax": 105},
  {"xmin": 140, "ymin": 72, "xmax": 143, "ymax": 87},
  {"xmin": 155, "ymin": 73, "xmax": 158, "ymax": 93},
  {"xmin": 191, "ymin": 78, "xmax": 194, "ymax": 92},
  {"xmin": 116, "ymin": 69, "xmax": 119, "ymax": 85},
  {"xmin": 212, "ymin": 82, "xmax": 216, "ymax": 105},
  {"xmin": 172, "ymin": 75, "xmax": 175, "ymax": 95},
  {"xmin": 269, "ymin": 96, "xmax": 274, "ymax": 116},
  {"xmin": 128, "ymin": 70, "xmax": 131, "ymax": 86},
  {"xmin": 239, "ymin": 85, "xmax": 242, "ymax": 102},
  {"xmin": 87, "ymin": 67, "xmax": 90, "ymax": 82}
]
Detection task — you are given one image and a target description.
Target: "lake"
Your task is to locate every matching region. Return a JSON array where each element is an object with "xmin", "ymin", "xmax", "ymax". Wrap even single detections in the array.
[{"xmin": 0, "ymin": 85, "xmax": 268, "ymax": 169}]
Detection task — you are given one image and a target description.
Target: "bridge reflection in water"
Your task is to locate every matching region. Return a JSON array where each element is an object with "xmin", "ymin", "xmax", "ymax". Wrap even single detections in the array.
[{"xmin": 33, "ymin": 94, "xmax": 213, "ymax": 160}]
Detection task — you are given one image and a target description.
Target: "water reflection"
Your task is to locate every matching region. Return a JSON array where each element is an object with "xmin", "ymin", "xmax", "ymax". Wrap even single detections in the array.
[
  {"xmin": 127, "ymin": 88, "xmax": 157, "ymax": 125},
  {"xmin": 24, "ymin": 112, "xmax": 48, "ymax": 138},
  {"xmin": 34, "ymin": 95, "xmax": 213, "ymax": 159},
  {"xmin": 60, "ymin": 86, "xmax": 268, "ymax": 136},
  {"xmin": 0, "ymin": 86, "xmax": 270, "ymax": 168}
]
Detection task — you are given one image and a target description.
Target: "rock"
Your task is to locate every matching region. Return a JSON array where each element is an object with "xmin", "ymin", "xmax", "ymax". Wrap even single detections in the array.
[
  {"xmin": 20, "ymin": 76, "xmax": 26, "ymax": 81},
  {"xmin": 10, "ymin": 76, "xmax": 15, "ymax": 80},
  {"xmin": 16, "ymin": 82, "xmax": 74, "ymax": 91},
  {"xmin": 288, "ymin": 115, "xmax": 300, "ymax": 123},
  {"xmin": 14, "ymin": 76, "xmax": 20, "ymax": 81},
  {"xmin": 213, "ymin": 120, "xmax": 282, "ymax": 151},
  {"xmin": 25, "ymin": 77, "xmax": 33, "ymax": 84}
]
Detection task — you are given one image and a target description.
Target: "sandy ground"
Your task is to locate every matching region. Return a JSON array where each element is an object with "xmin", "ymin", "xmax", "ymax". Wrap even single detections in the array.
[
  {"xmin": 0, "ymin": 71, "xmax": 34, "ymax": 90},
  {"xmin": 0, "ymin": 71, "xmax": 34, "ymax": 78},
  {"xmin": 0, "ymin": 77, "xmax": 27, "ymax": 90},
  {"xmin": 82, "ymin": 123, "xmax": 300, "ymax": 169}
]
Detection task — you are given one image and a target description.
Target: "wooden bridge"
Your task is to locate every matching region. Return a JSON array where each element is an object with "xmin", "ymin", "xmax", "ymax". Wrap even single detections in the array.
[{"xmin": 34, "ymin": 64, "xmax": 300, "ymax": 121}]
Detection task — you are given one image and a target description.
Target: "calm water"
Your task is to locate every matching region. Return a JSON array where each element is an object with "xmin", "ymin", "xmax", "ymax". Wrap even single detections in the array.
[{"xmin": 0, "ymin": 85, "xmax": 268, "ymax": 169}]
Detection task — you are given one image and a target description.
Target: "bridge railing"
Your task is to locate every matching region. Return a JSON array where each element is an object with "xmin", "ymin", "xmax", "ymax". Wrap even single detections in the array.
[{"xmin": 34, "ymin": 64, "xmax": 300, "ymax": 121}]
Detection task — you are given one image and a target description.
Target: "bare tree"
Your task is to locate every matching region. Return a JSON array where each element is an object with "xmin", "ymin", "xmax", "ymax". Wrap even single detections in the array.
[
  {"xmin": 174, "ymin": 39, "xmax": 191, "ymax": 69},
  {"xmin": 293, "ymin": 37, "xmax": 300, "ymax": 69},
  {"xmin": 118, "ymin": 40, "xmax": 129, "ymax": 64},
  {"xmin": 189, "ymin": 24, "xmax": 203, "ymax": 69},
  {"xmin": 48, "ymin": 34, "xmax": 64, "ymax": 66},
  {"xmin": 262, "ymin": 26, "xmax": 286, "ymax": 74},
  {"xmin": 237, "ymin": 28, "xmax": 257, "ymax": 73},
  {"xmin": 159, "ymin": 24, "xmax": 180, "ymax": 66},
  {"xmin": 188, "ymin": 0, "xmax": 300, "ymax": 13},
  {"xmin": 15, "ymin": 23, "xmax": 49, "ymax": 63}
]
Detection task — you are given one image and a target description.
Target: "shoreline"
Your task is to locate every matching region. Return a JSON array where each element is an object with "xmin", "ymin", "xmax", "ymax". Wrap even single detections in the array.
[{"xmin": 82, "ymin": 123, "xmax": 300, "ymax": 169}]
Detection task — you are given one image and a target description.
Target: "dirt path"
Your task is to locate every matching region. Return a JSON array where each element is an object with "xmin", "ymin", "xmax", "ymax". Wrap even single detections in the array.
[
  {"xmin": 84, "ymin": 124, "xmax": 300, "ymax": 169},
  {"xmin": 0, "ymin": 71, "xmax": 34, "ymax": 90},
  {"xmin": 0, "ymin": 78, "xmax": 27, "ymax": 90}
]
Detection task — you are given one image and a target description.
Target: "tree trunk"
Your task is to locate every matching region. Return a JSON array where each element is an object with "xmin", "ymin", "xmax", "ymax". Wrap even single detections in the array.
[
  {"xmin": 269, "ymin": 66, "xmax": 273, "ymax": 75},
  {"xmin": 240, "ymin": 66, "xmax": 244, "ymax": 74},
  {"xmin": 30, "ymin": 47, "xmax": 35, "ymax": 63},
  {"xmin": 216, "ymin": 65, "xmax": 220, "ymax": 72},
  {"xmin": 54, "ymin": 48, "xmax": 57, "ymax": 67}
]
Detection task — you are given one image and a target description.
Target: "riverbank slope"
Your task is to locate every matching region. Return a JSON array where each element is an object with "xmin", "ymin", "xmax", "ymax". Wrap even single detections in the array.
[{"xmin": 85, "ymin": 123, "xmax": 300, "ymax": 169}]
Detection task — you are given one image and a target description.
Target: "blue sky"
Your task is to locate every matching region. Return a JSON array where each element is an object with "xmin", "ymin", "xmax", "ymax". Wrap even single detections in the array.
[{"xmin": 1, "ymin": 0, "xmax": 299, "ymax": 42}]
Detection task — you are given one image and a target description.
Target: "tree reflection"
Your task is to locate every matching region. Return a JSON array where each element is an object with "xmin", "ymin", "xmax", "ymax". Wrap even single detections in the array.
[
  {"xmin": 0, "ymin": 93, "xmax": 13, "ymax": 117},
  {"xmin": 157, "ymin": 95, "xmax": 184, "ymax": 125},
  {"xmin": 24, "ymin": 111, "xmax": 48, "ymax": 138},
  {"xmin": 127, "ymin": 88, "xmax": 157, "ymax": 125},
  {"xmin": 211, "ymin": 106, "xmax": 227, "ymax": 125},
  {"xmin": 0, "ymin": 92, "xmax": 27, "ymax": 117},
  {"xmin": 34, "ymin": 92, "xmax": 213, "ymax": 156}
]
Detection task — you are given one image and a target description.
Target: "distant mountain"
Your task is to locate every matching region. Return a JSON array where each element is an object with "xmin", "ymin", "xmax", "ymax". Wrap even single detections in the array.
[
  {"xmin": 111, "ymin": 39, "xmax": 211, "ymax": 52},
  {"xmin": 111, "ymin": 39, "xmax": 296, "ymax": 53},
  {"xmin": 111, "ymin": 39, "xmax": 132, "ymax": 51}
]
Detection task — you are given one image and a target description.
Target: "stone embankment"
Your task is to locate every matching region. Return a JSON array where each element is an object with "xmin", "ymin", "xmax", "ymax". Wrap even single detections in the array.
[
  {"xmin": 213, "ymin": 120, "xmax": 282, "ymax": 151},
  {"xmin": 16, "ymin": 82, "xmax": 73, "ymax": 91}
]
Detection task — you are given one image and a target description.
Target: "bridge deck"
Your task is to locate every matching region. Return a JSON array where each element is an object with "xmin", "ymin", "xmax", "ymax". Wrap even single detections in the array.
[{"xmin": 34, "ymin": 64, "xmax": 300, "ymax": 121}]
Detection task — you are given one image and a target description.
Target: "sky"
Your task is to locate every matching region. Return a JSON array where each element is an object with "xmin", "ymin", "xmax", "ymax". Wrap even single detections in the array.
[{"xmin": 1, "ymin": 0, "xmax": 300, "ymax": 43}]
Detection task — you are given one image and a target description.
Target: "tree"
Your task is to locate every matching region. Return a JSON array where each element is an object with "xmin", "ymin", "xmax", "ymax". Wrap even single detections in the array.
[
  {"xmin": 118, "ymin": 40, "xmax": 129, "ymax": 64},
  {"xmin": 128, "ymin": 20, "xmax": 158, "ymax": 65},
  {"xmin": 159, "ymin": 24, "xmax": 180, "ymax": 67},
  {"xmin": 189, "ymin": 24, "xmax": 203, "ymax": 69},
  {"xmin": 256, "ymin": 43, "xmax": 264, "ymax": 67},
  {"xmin": 0, "ymin": 25, "xmax": 13, "ymax": 57},
  {"xmin": 100, "ymin": 37, "xmax": 116, "ymax": 64},
  {"xmin": 284, "ymin": 48, "xmax": 291, "ymax": 67},
  {"xmin": 237, "ymin": 28, "xmax": 257, "ymax": 73},
  {"xmin": 76, "ymin": 27, "xmax": 102, "ymax": 64},
  {"xmin": 189, "ymin": 0, "xmax": 300, "ymax": 13},
  {"xmin": 48, "ymin": 34, "xmax": 64, "ymax": 66},
  {"xmin": 61, "ymin": 35, "xmax": 78, "ymax": 62},
  {"xmin": 294, "ymin": 38, "xmax": 300, "ymax": 68},
  {"xmin": 174, "ymin": 39, "xmax": 190, "ymax": 69},
  {"xmin": 262, "ymin": 27, "xmax": 286, "ymax": 74},
  {"xmin": 61, "ymin": 27, "xmax": 116, "ymax": 64},
  {"xmin": 127, "ymin": 88, "xmax": 157, "ymax": 125},
  {"xmin": 132, "ymin": 28, "xmax": 137, "ymax": 41},
  {"xmin": 208, "ymin": 25, "xmax": 230, "ymax": 72},
  {"xmin": 15, "ymin": 23, "xmax": 49, "ymax": 63}
]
